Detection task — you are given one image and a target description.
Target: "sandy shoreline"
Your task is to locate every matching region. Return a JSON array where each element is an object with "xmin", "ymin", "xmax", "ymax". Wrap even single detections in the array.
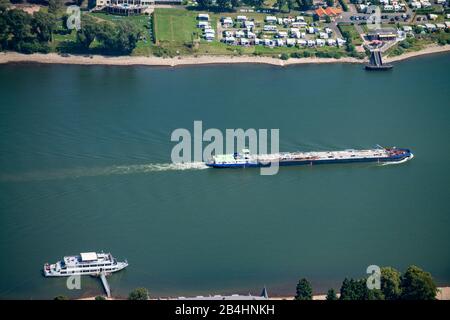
[
  {"xmin": 76, "ymin": 286, "xmax": 450, "ymax": 300},
  {"xmin": 1, "ymin": 45, "xmax": 449, "ymax": 67}
]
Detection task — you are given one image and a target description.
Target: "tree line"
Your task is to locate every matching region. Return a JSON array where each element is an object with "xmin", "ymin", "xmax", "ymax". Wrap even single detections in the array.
[
  {"xmin": 295, "ymin": 265, "xmax": 438, "ymax": 300},
  {"xmin": 0, "ymin": 1, "xmax": 140, "ymax": 54},
  {"xmin": 54, "ymin": 265, "xmax": 439, "ymax": 301}
]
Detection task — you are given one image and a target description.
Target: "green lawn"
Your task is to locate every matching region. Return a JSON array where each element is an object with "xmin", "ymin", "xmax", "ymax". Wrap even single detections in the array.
[
  {"xmin": 153, "ymin": 8, "xmax": 198, "ymax": 44},
  {"xmin": 338, "ymin": 24, "xmax": 363, "ymax": 45}
]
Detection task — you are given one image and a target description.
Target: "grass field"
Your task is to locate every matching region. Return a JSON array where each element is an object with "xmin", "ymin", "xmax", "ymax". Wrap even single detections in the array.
[
  {"xmin": 153, "ymin": 8, "xmax": 198, "ymax": 44},
  {"xmin": 338, "ymin": 24, "xmax": 363, "ymax": 45}
]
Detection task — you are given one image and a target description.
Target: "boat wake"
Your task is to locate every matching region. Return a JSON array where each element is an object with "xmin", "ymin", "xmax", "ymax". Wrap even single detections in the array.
[
  {"xmin": 380, "ymin": 153, "xmax": 414, "ymax": 166},
  {"xmin": 0, "ymin": 162, "xmax": 209, "ymax": 182}
]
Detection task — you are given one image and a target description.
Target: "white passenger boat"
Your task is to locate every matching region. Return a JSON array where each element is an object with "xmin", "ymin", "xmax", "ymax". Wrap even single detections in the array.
[{"xmin": 43, "ymin": 252, "xmax": 128, "ymax": 277}]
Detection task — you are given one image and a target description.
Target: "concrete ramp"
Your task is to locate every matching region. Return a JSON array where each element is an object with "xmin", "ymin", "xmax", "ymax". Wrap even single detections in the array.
[{"xmin": 100, "ymin": 273, "xmax": 111, "ymax": 298}]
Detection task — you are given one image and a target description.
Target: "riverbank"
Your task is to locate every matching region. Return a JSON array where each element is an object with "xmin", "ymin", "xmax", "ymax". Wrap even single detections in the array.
[
  {"xmin": 1, "ymin": 45, "xmax": 449, "ymax": 67},
  {"xmin": 77, "ymin": 287, "xmax": 450, "ymax": 300},
  {"xmin": 384, "ymin": 45, "xmax": 450, "ymax": 63}
]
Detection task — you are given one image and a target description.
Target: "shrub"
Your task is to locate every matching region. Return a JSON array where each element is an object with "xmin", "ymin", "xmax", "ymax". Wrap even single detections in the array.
[
  {"xmin": 128, "ymin": 288, "xmax": 149, "ymax": 300},
  {"xmin": 280, "ymin": 53, "xmax": 289, "ymax": 60}
]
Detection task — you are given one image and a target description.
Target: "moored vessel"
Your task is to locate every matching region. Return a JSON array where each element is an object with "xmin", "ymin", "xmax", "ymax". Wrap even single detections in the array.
[
  {"xmin": 206, "ymin": 146, "xmax": 413, "ymax": 168},
  {"xmin": 43, "ymin": 252, "xmax": 128, "ymax": 277}
]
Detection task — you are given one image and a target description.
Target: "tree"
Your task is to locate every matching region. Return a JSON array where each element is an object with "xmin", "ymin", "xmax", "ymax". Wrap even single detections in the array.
[
  {"xmin": 295, "ymin": 278, "xmax": 313, "ymax": 300},
  {"xmin": 48, "ymin": 0, "xmax": 63, "ymax": 14},
  {"xmin": 217, "ymin": 0, "xmax": 230, "ymax": 11},
  {"xmin": 340, "ymin": 278, "xmax": 384, "ymax": 300},
  {"xmin": 4, "ymin": 9, "xmax": 34, "ymax": 50},
  {"xmin": 340, "ymin": 278, "xmax": 361, "ymax": 300},
  {"xmin": 32, "ymin": 11, "xmax": 57, "ymax": 42},
  {"xmin": 0, "ymin": 5, "xmax": 9, "ymax": 50},
  {"xmin": 114, "ymin": 21, "xmax": 141, "ymax": 54},
  {"xmin": 275, "ymin": 0, "xmax": 286, "ymax": 11},
  {"xmin": 326, "ymin": 0, "xmax": 334, "ymax": 6},
  {"xmin": 76, "ymin": 15, "xmax": 98, "ymax": 49},
  {"xmin": 96, "ymin": 20, "xmax": 140, "ymax": 54},
  {"xmin": 242, "ymin": 0, "xmax": 262, "ymax": 6},
  {"xmin": 296, "ymin": 0, "xmax": 313, "ymax": 10},
  {"xmin": 400, "ymin": 266, "xmax": 437, "ymax": 300},
  {"xmin": 128, "ymin": 287, "xmax": 149, "ymax": 300},
  {"xmin": 381, "ymin": 267, "xmax": 402, "ymax": 300},
  {"xmin": 54, "ymin": 295, "xmax": 69, "ymax": 300},
  {"xmin": 196, "ymin": 0, "xmax": 213, "ymax": 8},
  {"xmin": 0, "ymin": 0, "xmax": 10, "ymax": 10},
  {"xmin": 287, "ymin": 0, "xmax": 294, "ymax": 12},
  {"xmin": 326, "ymin": 288, "xmax": 338, "ymax": 300}
]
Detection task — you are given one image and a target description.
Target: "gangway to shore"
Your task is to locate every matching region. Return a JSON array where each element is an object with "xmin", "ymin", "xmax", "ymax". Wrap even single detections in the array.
[
  {"xmin": 99, "ymin": 272, "xmax": 111, "ymax": 298},
  {"xmin": 366, "ymin": 50, "xmax": 393, "ymax": 70}
]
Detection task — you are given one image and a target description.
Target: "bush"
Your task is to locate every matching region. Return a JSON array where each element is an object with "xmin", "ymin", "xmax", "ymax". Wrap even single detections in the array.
[
  {"xmin": 152, "ymin": 45, "xmax": 175, "ymax": 58},
  {"xmin": 280, "ymin": 53, "xmax": 289, "ymax": 60},
  {"xmin": 95, "ymin": 296, "xmax": 106, "ymax": 300},
  {"xmin": 128, "ymin": 288, "xmax": 149, "ymax": 300}
]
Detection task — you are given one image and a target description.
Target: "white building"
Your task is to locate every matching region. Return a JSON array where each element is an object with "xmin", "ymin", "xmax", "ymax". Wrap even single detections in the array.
[
  {"xmin": 244, "ymin": 21, "xmax": 255, "ymax": 29},
  {"xmin": 265, "ymin": 16, "xmax": 277, "ymax": 23},
  {"xmin": 411, "ymin": 1, "xmax": 421, "ymax": 8},
  {"xmin": 222, "ymin": 17, "xmax": 233, "ymax": 27},
  {"xmin": 292, "ymin": 21, "xmax": 308, "ymax": 28},
  {"xmin": 425, "ymin": 23, "xmax": 436, "ymax": 31},
  {"xmin": 263, "ymin": 25, "xmax": 277, "ymax": 32},
  {"xmin": 264, "ymin": 39, "xmax": 274, "ymax": 47},
  {"xmin": 316, "ymin": 39, "xmax": 325, "ymax": 46},
  {"xmin": 286, "ymin": 38, "xmax": 296, "ymax": 46},
  {"xmin": 197, "ymin": 21, "xmax": 209, "ymax": 28},
  {"xmin": 275, "ymin": 39, "xmax": 285, "ymax": 46},
  {"xmin": 198, "ymin": 13, "xmax": 210, "ymax": 21},
  {"xmin": 235, "ymin": 30, "xmax": 245, "ymax": 38},
  {"xmin": 402, "ymin": 26, "xmax": 413, "ymax": 32},
  {"xmin": 239, "ymin": 38, "xmax": 249, "ymax": 46},
  {"xmin": 297, "ymin": 39, "xmax": 307, "ymax": 46},
  {"xmin": 336, "ymin": 38, "xmax": 346, "ymax": 47}
]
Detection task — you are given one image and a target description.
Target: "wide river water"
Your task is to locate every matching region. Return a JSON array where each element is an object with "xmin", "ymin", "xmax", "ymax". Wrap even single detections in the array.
[{"xmin": 0, "ymin": 53, "xmax": 449, "ymax": 299}]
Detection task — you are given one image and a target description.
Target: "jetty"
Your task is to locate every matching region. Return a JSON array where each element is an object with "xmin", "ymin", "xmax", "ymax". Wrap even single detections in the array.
[
  {"xmin": 99, "ymin": 272, "xmax": 111, "ymax": 298},
  {"xmin": 365, "ymin": 50, "xmax": 393, "ymax": 70}
]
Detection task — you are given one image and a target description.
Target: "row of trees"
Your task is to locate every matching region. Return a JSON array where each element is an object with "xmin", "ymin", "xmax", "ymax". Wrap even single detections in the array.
[
  {"xmin": 55, "ymin": 265, "xmax": 438, "ymax": 300},
  {"xmin": 0, "ymin": 1, "xmax": 140, "ymax": 54},
  {"xmin": 0, "ymin": 4, "xmax": 58, "ymax": 53},
  {"xmin": 295, "ymin": 265, "xmax": 438, "ymax": 300},
  {"xmin": 75, "ymin": 15, "xmax": 141, "ymax": 54}
]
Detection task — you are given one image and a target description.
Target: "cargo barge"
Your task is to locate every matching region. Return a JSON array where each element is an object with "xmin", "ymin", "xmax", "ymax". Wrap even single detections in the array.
[{"xmin": 206, "ymin": 146, "xmax": 413, "ymax": 168}]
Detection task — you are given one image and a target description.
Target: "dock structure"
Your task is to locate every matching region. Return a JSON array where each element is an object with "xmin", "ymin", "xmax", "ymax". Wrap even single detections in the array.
[
  {"xmin": 365, "ymin": 50, "xmax": 393, "ymax": 70},
  {"xmin": 99, "ymin": 272, "xmax": 111, "ymax": 298}
]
